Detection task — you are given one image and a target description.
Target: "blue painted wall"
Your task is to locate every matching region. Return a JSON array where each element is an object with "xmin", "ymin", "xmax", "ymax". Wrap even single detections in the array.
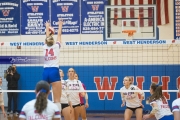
[{"xmin": 16, "ymin": 65, "xmax": 180, "ymax": 112}]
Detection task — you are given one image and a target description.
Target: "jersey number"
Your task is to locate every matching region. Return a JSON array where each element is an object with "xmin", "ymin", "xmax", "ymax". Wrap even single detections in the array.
[{"xmin": 45, "ymin": 48, "xmax": 54, "ymax": 56}]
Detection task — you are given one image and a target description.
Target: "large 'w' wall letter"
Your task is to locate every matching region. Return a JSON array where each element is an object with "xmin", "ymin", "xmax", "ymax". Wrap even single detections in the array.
[{"xmin": 94, "ymin": 77, "xmax": 118, "ymax": 100}]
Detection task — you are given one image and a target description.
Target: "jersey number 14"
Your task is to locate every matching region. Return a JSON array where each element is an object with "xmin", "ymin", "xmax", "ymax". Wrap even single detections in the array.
[{"xmin": 45, "ymin": 48, "xmax": 54, "ymax": 56}]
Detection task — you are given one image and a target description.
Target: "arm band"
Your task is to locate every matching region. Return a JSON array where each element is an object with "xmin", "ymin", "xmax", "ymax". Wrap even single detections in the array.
[
  {"xmin": 150, "ymin": 107, "xmax": 158, "ymax": 115},
  {"xmin": 85, "ymin": 93, "xmax": 88, "ymax": 99}
]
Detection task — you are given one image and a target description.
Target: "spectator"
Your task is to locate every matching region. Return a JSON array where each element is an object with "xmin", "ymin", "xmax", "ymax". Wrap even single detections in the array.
[
  {"xmin": 0, "ymin": 77, "xmax": 6, "ymax": 117},
  {"xmin": 6, "ymin": 65, "xmax": 20, "ymax": 116}
]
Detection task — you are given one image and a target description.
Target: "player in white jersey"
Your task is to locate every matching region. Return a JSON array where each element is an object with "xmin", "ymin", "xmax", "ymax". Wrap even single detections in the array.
[
  {"xmin": 74, "ymin": 73, "xmax": 89, "ymax": 120},
  {"xmin": 59, "ymin": 69, "xmax": 73, "ymax": 120},
  {"xmin": 120, "ymin": 76, "xmax": 144, "ymax": 120},
  {"xmin": 0, "ymin": 77, "xmax": 6, "ymax": 118},
  {"xmin": 172, "ymin": 84, "xmax": 180, "ymax": 120},
  {"xmin": 43, "ymin": 19, "xmax": 62, "ymax": 111},
  {"xmin": 19, "ymin": 81, "xmax": 61, "ymax": 120},
  {"xmin": 66, "ymin": 68, "xmax": 85, "ymax": 120},
  {"xmin": 143, "ymin": 83, "xmax": 174, "ymax": 120}
]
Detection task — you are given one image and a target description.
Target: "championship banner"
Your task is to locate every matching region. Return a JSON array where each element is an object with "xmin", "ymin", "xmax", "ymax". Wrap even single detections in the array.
[
  {"xmin": 51, "ymin": 0, "xmax": 80, "ymax": 34},
  {"xmin": 21, "ymin": 0, "xmax": 49, "ymax": 35},
  {"xmin": 0, "ymin": 0, "xmax": 20, "ymax": 35},
  {"xmin": 81, "ymin": 0, "xmax": 107, "ymax": 34},
  {"xmin": 174, "ymin": 0, "xmax": 180, "ymax": 39}
]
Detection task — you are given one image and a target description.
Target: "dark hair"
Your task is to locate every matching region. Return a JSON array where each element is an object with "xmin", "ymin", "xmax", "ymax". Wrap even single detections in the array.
[
  {"xmin": 149, "ymin": 83, "xmax": 164, "ymax": 102},
  {"xmin": 34, "ymin": 81, "xmax": 50, "ymax": 114}
]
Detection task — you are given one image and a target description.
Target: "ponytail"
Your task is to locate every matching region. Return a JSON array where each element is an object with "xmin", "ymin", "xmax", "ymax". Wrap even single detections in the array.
[
  {"xmin": 149, "ymin": 83, "xmax": 164, "ymax": 102},
  {"xmin": 34, "ymin": 81, "xmax": 50, "ymax": 114}
]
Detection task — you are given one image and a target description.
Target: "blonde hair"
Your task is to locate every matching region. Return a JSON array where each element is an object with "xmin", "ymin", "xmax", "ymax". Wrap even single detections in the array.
[
  {"xmin": 124, "ymin": 76, "xmax": 133, "ymax": 84},
  {"xmin": 45, "ymin": 36, "xmax": 54, "ymax": 46}
]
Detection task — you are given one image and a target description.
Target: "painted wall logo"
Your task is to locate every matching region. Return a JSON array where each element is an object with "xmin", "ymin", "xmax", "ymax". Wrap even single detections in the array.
[
  {"xmin": 2, "ymin": 10, "xmax": 10, "ymax": 16},
  {"xmin": 31, "ymin": 6, "xmax": 39, "ymax": 12},
  {"xmin": 94, "ymin": 76, "xmax": 180, "ymax": 100}
]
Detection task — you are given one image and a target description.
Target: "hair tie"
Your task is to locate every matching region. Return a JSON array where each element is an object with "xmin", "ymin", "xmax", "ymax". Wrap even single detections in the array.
[
  {"xmin": 40, "ymin": 89, "xmax": 47, "ymax": 93},
  {"xmin": 36, "ymin": 89, "xmax": 47, "ymax": 98},
  {"xmin": 156, "ymin": 84, "xmax": 159, "ymax": 87}
]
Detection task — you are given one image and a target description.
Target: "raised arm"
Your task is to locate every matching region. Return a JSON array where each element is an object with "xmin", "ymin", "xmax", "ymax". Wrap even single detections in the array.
[
  {"xmin": 57, "ymin": 19, "xmax": 63, "ymax": 43},
  {"xmin": 45, "ymin": 20, "xmax": 50, "ymax": 37}
]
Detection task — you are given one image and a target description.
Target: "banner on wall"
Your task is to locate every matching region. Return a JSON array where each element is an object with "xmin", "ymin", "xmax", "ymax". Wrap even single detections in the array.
[
  {"xmin": 0, "ymin": 39, "xmax": 179, "ymax": 47},
  {"xmin": 0, "ymin": 0, "xmax": 20, "ymax": 35},
  {"xmin": 174, "ymin": 0, "xmax": 180, "ymax": 40},
  {"xmin": 51, "ymin": 0, "xmax": 80, "ymax": 34},
  {"xmin": 0, "ymin": 56, "xmax": 43, "ymax": 64},
  {"xmin": 81, "ymin": 0, "xmax": 108, "ymax": 34},
  {"xmin": 21, "ymin": 0, "xmax": 49, "ymax": 35}
]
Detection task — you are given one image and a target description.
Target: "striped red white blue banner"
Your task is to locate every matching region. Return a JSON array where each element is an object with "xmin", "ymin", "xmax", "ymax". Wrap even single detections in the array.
[{"xmin": 113, "ymin": 0, "xmax": 169, "ymax": 27}]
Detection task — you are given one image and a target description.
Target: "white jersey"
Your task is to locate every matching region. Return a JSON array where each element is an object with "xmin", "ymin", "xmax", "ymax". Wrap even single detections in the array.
[
  {"xmin": 19, "ymin": 99, "xmax": 61, "ymax": 120},
  {"xmin": 120, "ymin": 85, "xmax": 144, "ymax": 108},
  {"xmin": 150, "ymin": 98, "xmax": 172, "ymax": 119},
  {"xmin": 172, "ymin": 98, "xmax": 180, "ymax": 112},
  {"xmin": 0, "ymin": 86, "xmax": 4, "ymax": 106},
  {"xmin": 43, "ymin": 42, "xmax": 61, "ymax": 68},
  {"xmin": 61, "ymin": 80, "xmax": 68, "ymax": 104},
  {"xmin": 66, "ymin": 79, "xmax": 85, "ymax": 105}
]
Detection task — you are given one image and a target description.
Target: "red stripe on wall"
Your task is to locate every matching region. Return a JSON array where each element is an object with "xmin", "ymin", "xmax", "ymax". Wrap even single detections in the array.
[
  {"xmin": 113, "ymin": 0, "xmax": 118, "ymax": 25},
  {"xmin": 121, "ymin": 0, "xmax": 126, "ymax": 26},
  {"xmin": 164, "ymin": 0, "xmax": 169, "ymax": 24},
  {"xmin": 130, "ymin": 0, "xmax": 135, "ymax": 26},
  {"xmin": 139, "ymin": 0, "xmax": 144, "ymax": 27},
  {"xmin": 148, "ymin": 0, "xmax": 153, "ymax": 26},
  {"xmin": 156, "ymin": 0, "xmax": 161, "ymax": 25}
]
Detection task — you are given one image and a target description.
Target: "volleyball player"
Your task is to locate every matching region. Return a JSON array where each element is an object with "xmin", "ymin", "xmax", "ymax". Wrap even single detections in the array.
[
  {"xmin": 143, "ymin": 83, "xmax": 173, "ymax": 120},
  {"xmin": 43, "ymin": 19, "xmax": 62, "ymax": 110},
  {"xmin": 59, "ymin": 69, "xmax": 73, "ymax": 120},
  {"xmin": 74, "ymin": 73, "xmax": 89, "ymax": 120},
  {"xmin": 172, "ymin": 84, "xmax": 180, "ymax": 120},
  {"xmin": 66, "ymin": 68, "xmax": 85, "ymax": 120},
  {"xmin": 19, "ymin": 81, "xmax": 61, "ymax": 120},
  {"xmin": 120, "ymin": 76, "xmax": 144, "ymax": 120},
  {"xmin": 0, "ymin": 77, "xmax": 6, "ymax": 118}
]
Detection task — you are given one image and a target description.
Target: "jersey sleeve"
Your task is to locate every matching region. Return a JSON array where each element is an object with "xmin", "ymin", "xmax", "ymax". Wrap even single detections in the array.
[
  {"xmin": 19, "ymin": 105, "xmax": 27, "ymax": 119},
  {"xmin": 56, "ymin": 41, "xmax": 61, "ymax": 49},
  {"xmin": 150, "ymin": 101, "xmax": 156, "ymax": 106},
  {"xmin": 53, "ymin": 104, "xmax": 61, "ymax": 119},
  {"xmin": 172, "ymin": 99, "xmax": 180, "ymax": 112},
  {"xmin": 79, "ymin": 81, "xmax": 85, "ymax": 92},
  {"xmin": 120, "ymin": 88, "xmax": 125, "ymax": 101},
  {"xmin": 135, "ymin": 86, "xmax": 144, "ymax": 96}
]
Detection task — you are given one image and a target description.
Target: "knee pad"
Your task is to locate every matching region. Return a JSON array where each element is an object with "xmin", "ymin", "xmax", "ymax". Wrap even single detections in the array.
[{"xmin": 55, "ymin": 102, "xmax": 62, "ymax": 112}]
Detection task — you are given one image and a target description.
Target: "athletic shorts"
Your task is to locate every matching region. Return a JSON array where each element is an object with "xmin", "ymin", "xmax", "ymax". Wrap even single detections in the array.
[
  {"xmin": 126, "ymin": 106, "xmax": 143, "ymax": 113},
  {"xmin": 159, "ymin": 115, "xmax": 174, "ymax": 120},
  {"xmin": 61, "ymin": 104, "xmax": 69, "ymax": 110},
  {"xmin": 43, "ymin": 67, "xmax": 61, "ymax": 83}
]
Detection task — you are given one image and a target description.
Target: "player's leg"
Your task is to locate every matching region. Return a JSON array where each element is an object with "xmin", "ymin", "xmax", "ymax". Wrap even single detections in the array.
[
  {"xmin": 73, "ymin": 106, "xmax": 81, "ymax": 120},
  {"xmin": 49, "ymin": 68, "xmax": 62, "ymax": 111},
  {"xmin": 124, "ymin": 108, "xmax": 133, "ymax": 120},
  {"xmin": 62, "ymin": 105, "xmax": 73, "ymax": 120},
  {"xmin": 135, "ymin": 107, "xmax": 143, "ymax": 120},
  {"xmin": 80, "ymin": 105, "xmax": 87, "ymax": 120}
]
